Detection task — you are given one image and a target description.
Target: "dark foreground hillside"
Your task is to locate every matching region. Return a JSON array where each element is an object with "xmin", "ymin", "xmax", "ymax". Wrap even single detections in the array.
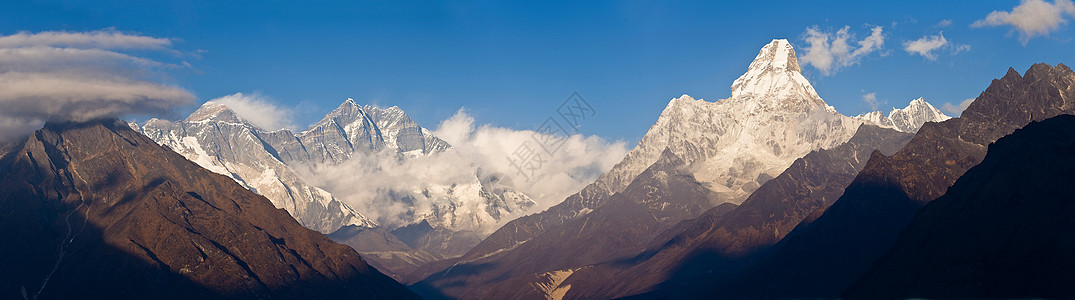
[
  {"xmin": 0, "ymin": 120, "xmax": 417, "ymax": 299},
  {"xmin": 846, "ymin": 114, "xmax": 1075, "ymax": 299}
]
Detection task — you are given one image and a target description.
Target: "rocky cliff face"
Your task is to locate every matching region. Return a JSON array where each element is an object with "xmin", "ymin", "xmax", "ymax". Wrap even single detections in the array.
[
  {"xmin": 0, "ymin": 120, "xmax": 417, "ymax": 299},
  {"xmin": 846, "ymin": 114, "xmax": 1075, "ymax": 299}
]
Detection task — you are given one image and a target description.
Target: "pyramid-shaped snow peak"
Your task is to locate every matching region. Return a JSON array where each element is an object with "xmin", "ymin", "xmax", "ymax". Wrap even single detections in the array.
[
  {"xmin": 730, "ymin": 39, "xmax": 823, "ymax": 109},
  {"xmin": 185, "ymin": 101, "xmax": 244, "ymax": 124}
]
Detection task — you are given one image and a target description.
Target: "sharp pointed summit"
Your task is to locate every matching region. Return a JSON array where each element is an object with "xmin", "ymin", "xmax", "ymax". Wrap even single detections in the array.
[
  {"xmin": 730, "ymin": 39, "xmax": 823, "ymax": 109},
  {"xmin": 185, "ymin": 101, "xmax": 244, "ymax": 124}
]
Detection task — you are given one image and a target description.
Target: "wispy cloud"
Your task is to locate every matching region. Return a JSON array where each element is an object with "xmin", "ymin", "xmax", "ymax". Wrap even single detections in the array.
[
  {"xmin": 904, "ymin": 34, "xmax": 948, "ymax": 60},
  {"xmin": 862, "ymin": 92, "xmax": 884, "ymax": 110},
  {"xmin": 941, "ymin": 98, "xmax": 976, "ymax": 116},
  {"xmin": 936, "ymin": 19, "xmax": 954, "ymax": 28},
  {"xmin": 0, "ymin": 29, "xmax": 194, "ymax": 141},
  {"xmin": 210, "ymin": 92, "xmax": 296, "ymax": 130},
  {"xmin": 799, "ymin": 25, "xmax": 885, "ymax": 76},
  {"xmin": 971, "ymin": 0, "xmax": 1075, "ymax": 44},
  {"xmin": 903, "ymin": 33, "xmax": 972, "ymax": 60},
  {"xmin": 0, "ymin": 29, "xmax": 172, "ymax": 49}
]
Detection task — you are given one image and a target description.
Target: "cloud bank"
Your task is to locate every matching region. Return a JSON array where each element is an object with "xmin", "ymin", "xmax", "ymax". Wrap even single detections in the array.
[
  {"xmin": 210, "ymin": 92, "xmax": 297, "ymax": 130},
  {"xmin": 799, "ymin": 25, "xmax": 885, "ymax": 75},
  {"xmin": 432, "ymin": 109, "xmax": 628, "ymax": 211},
  {"xmin": 0, "ymin": 29, "xmax": 194, "ymax": 141},
  {"xmin": 972, "ymin": 0, "xmax": 1075, "ymax": 44},
  {"xmin": 297, "ymin": 108, "xmax": 628, "ymax": 232}
]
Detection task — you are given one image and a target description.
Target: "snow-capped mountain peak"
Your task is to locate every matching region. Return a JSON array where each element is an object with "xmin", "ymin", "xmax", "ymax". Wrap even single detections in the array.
[
  {"xmin": 730, "ymin": 39, "xmax": 823, "ymax": 110},
  {"xmin": 137, "ymin": 102, "xmax": 378, "ymax": 233},
  {"xmin": 185, "ymin": 101, "xmax": 244, "ymax": 124},
  {"xmin": 854, "ymin": 97, "xmax": 952, "ymax": 133},
  {"xmin": 139, "ymin": 97, "xmax": 533, "ymax": 238}
]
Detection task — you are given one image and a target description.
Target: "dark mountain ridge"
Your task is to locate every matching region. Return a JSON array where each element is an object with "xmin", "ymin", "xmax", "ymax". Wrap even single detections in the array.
[
  {"xmin": 0, "ymin": 119, "xmax": 417, "ymax": 299},
  {"xmin": 720, "ymin": 63, "xmax": 1075, "ymax": 299},
  {"xmin": 845, "ymin": 114, "xmax": 1075, "ymax": 299}
]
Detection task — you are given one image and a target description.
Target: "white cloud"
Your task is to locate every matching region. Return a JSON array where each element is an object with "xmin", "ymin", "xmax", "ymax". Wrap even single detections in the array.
[
  {"xmin": 0, "ymin": 29, "xmax": 172, "ymax": 49},
  {"xmin": 297, "ymin": 109, "xmax": 628, "ymax": 233},
  {"xmin": 941, "ymin": 98, "xmax": 976, "ymax": 115},
  {"xmin": 431, "ymin": 109, "xmax": 628, "ymax": 212},
  {"xmin": 903, "ymin": 33, "xmax": 972, "ymax": 60},
  {"xmin": 799, "ymin": 25, "xmax": 886, "ymax": 75},
  {"xmin": 971, "ymin": 0, "xmax": 1075, "ymax": 44},
  {"xmin": 937, "ymin": 19, "xmax": 954, "ymax": 28},
  {"xmin": 210, "ymin": 93, "xmax": 296, "ymax": 130},
  {"xmin": 953, "ymin": 43, "xmax": 972, "ymax": 54},
  {"xmin": 862, "ymin": 92, "xmax": 884, "ymax": 110},
  {"xmin": 0, "ymin": 29, "xmax": 194, "ymax": 141},
  {"xmin": 904, "ymin": 34, "xmax": 949, "ymax": 60}
]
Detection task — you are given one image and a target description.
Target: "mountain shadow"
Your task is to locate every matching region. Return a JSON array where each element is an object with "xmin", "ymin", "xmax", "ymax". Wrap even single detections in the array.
[
  {"xmin": 714, "ymin": 63, "xmax": 1075, "ymax": 299},
  {"xmin": 845, "ymin": 114, "xmax": 1075, "ymax": 299},
  {"xmin": 562, "ymin": 124, "xmax": 912, "ymax": 299}
]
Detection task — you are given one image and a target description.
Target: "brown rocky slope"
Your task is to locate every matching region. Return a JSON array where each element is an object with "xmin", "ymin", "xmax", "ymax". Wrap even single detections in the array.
[{"xmin": 0, "ymin": 120, "xmax": 418, "ymax": 299}]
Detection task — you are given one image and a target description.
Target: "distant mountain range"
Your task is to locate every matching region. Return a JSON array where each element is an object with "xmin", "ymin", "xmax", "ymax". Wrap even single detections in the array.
[{"xmin": 135, "ymin": 98, "xmax": 537, "ymax": 279}]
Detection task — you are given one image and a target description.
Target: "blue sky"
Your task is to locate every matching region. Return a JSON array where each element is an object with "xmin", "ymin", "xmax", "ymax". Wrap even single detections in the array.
[{"xmin": 4, "ymin": 0, "xmax": 1074, "ymax": 144}]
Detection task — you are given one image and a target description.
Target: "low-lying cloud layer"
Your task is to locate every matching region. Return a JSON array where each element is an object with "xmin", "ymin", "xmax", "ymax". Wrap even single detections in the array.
[
  {"xmin": 293, "ymin": 108, "xmax": 628, "ymax": 232},
  {"xmin": 0, "ymin": 29, "xmax": 194, "ymax": 141},
  {"xmin": 432, "ymin": 109, "xmax": 629, "ymax": 211}
]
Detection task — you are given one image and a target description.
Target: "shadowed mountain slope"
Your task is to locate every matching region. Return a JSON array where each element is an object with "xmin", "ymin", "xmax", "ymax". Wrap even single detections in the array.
[
  {"xmin": 721, "ymin": 63, "xmax": 1075, "ymax": 299},
  {"xmin": 0, "ymin": 120, "xmax": 417, "ymax": 299},
  {"xmin": 845, "ymin": 114, "xmax": 1075, "ymax": 299}
]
